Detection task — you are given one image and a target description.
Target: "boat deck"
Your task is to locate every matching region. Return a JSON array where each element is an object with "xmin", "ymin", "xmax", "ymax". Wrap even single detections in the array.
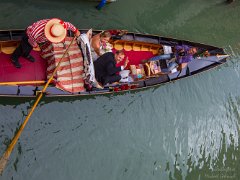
[
  {"xmin": 0, "ymin": 49, "xmax": 154, "ymax": 83},
  {"xmin": 0, "ymin": 50, "xmax": 47, "ymax": 82}
]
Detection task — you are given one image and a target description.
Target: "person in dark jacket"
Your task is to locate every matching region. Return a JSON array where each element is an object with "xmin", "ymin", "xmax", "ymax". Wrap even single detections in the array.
[{"xmin": 94, "ymin": 50, "xmax": 128, "ymax": 85}]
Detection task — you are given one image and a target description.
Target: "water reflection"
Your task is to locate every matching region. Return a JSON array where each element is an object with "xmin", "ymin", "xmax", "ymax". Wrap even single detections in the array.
[
  {"xmin": 165, "ymin": 93, "xmax": 240, "ymax": 179},
  {"xmin": 0, "ymin": 76, "xmax": 240, "ymax": 179}
]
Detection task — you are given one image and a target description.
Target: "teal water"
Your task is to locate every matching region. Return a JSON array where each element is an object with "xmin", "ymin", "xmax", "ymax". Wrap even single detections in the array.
[{"xmin": 0, "ymin": 0, "xmax": 240, "ymax": 179}]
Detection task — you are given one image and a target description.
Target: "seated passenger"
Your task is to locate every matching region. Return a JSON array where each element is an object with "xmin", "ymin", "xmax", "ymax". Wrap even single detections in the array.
[
  {"xmin": 91, "ymin": 31, "xmax": 112, "ymax": 61},
  {"xmin": 148, "ymin": 45, "xmax": 197, "ymax": 72},
  {"xmin": 175, "ymin": 45, "xmax": 197, "ymax": 70},
  {"xmin": 94, "ymin": 50, "xmax": 129, "ymax": 86}
]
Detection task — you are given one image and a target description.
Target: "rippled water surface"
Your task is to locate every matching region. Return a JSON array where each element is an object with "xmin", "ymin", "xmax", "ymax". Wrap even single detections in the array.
[{"xmin": 0, "ymin": 0, "xmax": 240, "ymax": 179}]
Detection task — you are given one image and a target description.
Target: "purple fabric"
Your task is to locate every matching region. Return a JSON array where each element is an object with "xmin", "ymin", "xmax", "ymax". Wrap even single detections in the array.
[{"xmin": 175, "ymin": 45, "xmax": 193, "ymax": 63}]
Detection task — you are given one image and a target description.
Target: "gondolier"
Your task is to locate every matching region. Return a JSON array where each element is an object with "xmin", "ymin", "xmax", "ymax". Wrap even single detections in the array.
[{"xmin": 10, "ymin": 18, "xmax": 80, "ymax": 68}]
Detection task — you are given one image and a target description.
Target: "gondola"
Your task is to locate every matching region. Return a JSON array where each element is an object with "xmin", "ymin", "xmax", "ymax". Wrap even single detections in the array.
[{"xmin": 0, "ymin": 29, "xmax": 229, "ymax": 98}]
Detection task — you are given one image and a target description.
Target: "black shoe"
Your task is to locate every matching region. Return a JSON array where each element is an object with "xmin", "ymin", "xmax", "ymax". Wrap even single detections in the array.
[
  {"xmin": 25, "ymin": 55, "xmax": 35, "ymax": 62},
  {"xmin": 11, "ymin": 58, "xmax": 21, "ymax": 68}
]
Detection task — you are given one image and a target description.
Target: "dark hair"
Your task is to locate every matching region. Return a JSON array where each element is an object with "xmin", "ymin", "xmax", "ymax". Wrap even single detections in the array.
[{"xmin": 115, "ymin": 50, "xmax": 125, "ymax": 55}]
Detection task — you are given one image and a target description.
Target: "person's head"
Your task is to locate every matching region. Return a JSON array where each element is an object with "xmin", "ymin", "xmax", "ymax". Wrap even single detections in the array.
[
  {"xmin": 44, "ymin": 18, "xmax": 67, "ymax": 43},
  {"xmin": 100, "ymin": 31, "xmax": 111, "ymax": 44},
  {"xmin": 114, "ymin": 50, "xmax": 125, "ymax": 63},
  {"xmin": 188, "ymin": 47, "xmax": 197, "ymax": 55}
]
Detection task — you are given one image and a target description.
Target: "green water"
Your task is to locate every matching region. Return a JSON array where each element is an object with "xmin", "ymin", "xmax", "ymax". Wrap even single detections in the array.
[{"xmin": 0, "ymin": 0, "xmax": 240, "ymax": 179}]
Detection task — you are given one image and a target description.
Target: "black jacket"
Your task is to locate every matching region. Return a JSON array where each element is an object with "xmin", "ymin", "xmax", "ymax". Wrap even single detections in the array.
[{"xmin": 94, "ymin": 52, "xmax": 121, "ymax": 80}]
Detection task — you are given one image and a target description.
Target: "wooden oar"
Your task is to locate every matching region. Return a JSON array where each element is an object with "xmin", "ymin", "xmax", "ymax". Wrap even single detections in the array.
[{"xmin": 0, "ymin": 37, "xmax": 76, "ymax": 175}]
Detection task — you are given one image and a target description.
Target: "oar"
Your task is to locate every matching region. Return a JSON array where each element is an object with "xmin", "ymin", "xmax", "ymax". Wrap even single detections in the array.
[{"xmin": 0, "ymin": 37, "xmax": 76, "ymax": 175}]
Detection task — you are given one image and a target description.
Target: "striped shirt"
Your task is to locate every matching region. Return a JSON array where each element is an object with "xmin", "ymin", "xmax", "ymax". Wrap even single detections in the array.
[{"xmin": 26, "ymin": 19, "xmax": 78, "ymax": 48}]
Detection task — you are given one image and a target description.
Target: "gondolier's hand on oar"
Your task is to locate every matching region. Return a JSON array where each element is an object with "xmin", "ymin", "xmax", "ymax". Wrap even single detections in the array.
[
  {"xmin": 75, "ymin": 30, "xmax": 81, "ymax": 38},
  {"xmin": 33, "ymin": 44, "xmax": 41, "ymax": 51}
]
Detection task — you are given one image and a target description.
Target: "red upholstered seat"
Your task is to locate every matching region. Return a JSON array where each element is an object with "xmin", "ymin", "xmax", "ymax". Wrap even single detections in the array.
[
  {"xmin": 114, "ymin": 49, "xmax": 154, "ymax": 67},
  {"xmin": 0, "ymin": 51, "xmax": 47, "ymax": 82},
  {"xmin": 0, "ymin": 48, "xmax": 154, "ymax": 84}
]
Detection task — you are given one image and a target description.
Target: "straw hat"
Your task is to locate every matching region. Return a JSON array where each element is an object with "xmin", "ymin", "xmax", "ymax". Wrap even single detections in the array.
[{"xmin": 44, "ymin": 18, "xmax": 67, "ymax": 43}]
